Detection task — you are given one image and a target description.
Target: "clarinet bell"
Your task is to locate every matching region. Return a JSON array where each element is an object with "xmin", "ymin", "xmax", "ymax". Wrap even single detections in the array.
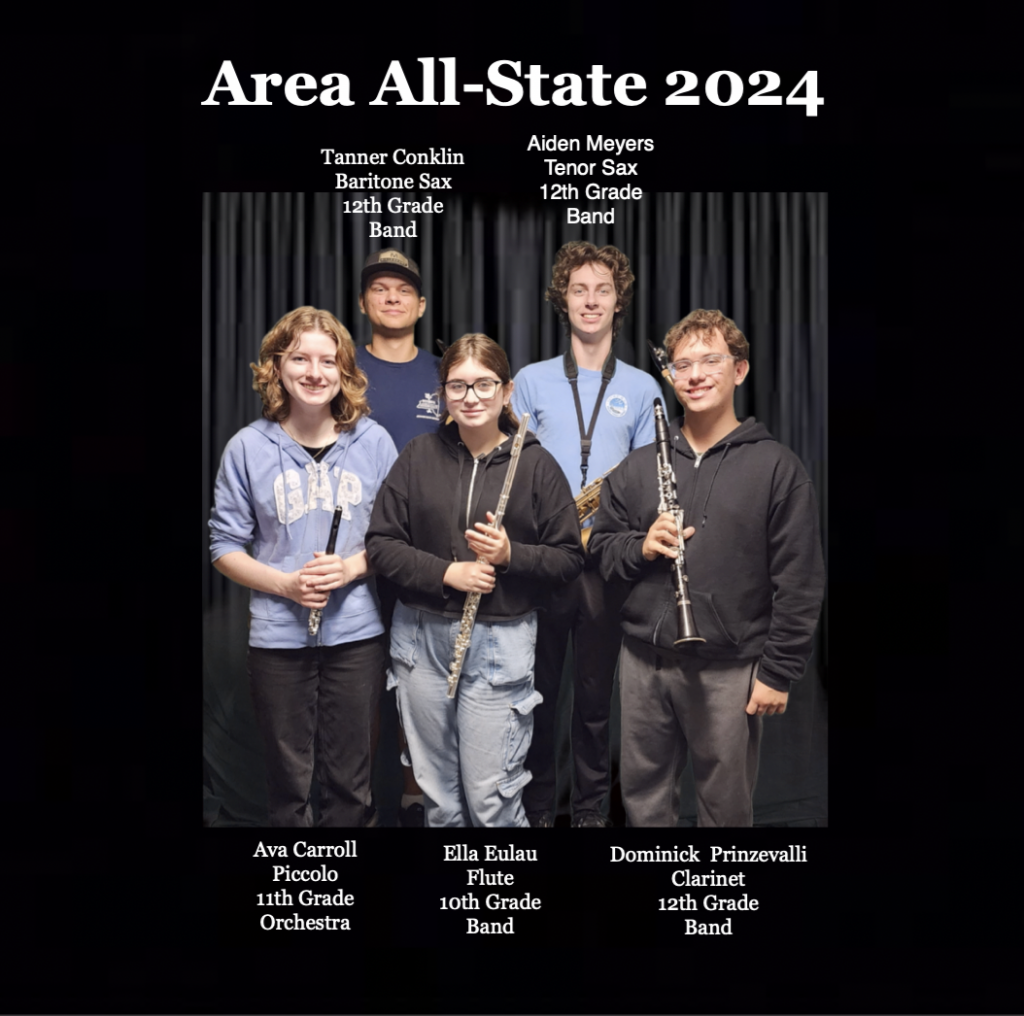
[{"xmin": 674, "ymin": 577, "xmax": 706, "ymax": 645}]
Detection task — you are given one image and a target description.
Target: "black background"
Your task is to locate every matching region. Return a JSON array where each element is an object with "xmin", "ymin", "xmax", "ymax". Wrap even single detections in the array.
[{"xmin": 5, "ymin": 22, "xmax": 1019, "ymax": 1015}]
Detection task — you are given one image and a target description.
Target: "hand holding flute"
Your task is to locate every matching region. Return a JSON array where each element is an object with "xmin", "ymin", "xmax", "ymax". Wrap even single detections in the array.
[
  {"xmin": 464, "ymin": 511, "xmax": 511, "ymax": 566},
  {"xmin": 307, "ymin": 504, "xmax": 344, "ymax": 636},
  {"xmin": 443, "ymin": 510, "xmax": 508, "ymax": 594},
  {"xmin": 446, "ymin": 413, "xmax": 530, "ymax": 699}
]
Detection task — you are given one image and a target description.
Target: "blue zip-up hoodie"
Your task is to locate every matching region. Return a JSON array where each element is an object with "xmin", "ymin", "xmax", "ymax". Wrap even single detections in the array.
[{"xmin": 209, "ymin": 416, "xmax": 399, "ymax": 649}]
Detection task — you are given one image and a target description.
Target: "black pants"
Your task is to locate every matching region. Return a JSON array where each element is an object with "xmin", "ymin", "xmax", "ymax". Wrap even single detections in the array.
[
  {"xmin": 523, "ymin": 563, "xmax": 629, "ymax": 817},
  {"xmin": 248, "ymin": 636, "xmax": 386, "ymax": 827}
]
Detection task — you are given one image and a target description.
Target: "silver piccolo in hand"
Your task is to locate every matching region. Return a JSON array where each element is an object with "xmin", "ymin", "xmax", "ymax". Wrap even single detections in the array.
[{"xmin": 308, "ymin": 504, "xmax": 345, "ymax": 636}]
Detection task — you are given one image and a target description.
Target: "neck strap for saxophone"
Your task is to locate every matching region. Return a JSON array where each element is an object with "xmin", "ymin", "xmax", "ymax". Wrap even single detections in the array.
[{"xmin": 563, "ymin": 345, "xmax": 617, "ymax": 490}]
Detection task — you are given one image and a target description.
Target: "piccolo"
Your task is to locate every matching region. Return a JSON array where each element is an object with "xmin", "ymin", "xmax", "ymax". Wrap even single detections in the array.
[
  {"xmin": 446, "ymin": 413, "xmax": 530, "ymax": 699},
  {"xmin": 308, "ymin": 504, "xmax": 345, "ymax": 636},
  {"xmin": 653, "ymin": 397, "xmax": 705, "ymax": 646}
]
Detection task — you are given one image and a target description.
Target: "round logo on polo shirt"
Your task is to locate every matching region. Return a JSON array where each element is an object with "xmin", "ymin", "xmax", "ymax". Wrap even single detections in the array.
[{"xmin": 606, "ymin": 394, "xmax": 628, "ymax": 417}]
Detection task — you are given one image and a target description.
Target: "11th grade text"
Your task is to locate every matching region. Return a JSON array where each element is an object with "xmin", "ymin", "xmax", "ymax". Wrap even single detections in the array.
[{"xmin": 258, "ymin": 889, "xmax": 354, "ymax": 907}]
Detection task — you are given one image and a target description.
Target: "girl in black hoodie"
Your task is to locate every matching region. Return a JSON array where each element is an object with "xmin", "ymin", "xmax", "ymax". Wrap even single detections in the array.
[{"xmin": 367, "ymin": 334, "xmax": 584, "ymax": 827}]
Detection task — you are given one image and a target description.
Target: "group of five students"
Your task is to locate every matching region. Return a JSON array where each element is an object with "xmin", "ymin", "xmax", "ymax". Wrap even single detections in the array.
[{"xmin": 208, "ymin": 243, "xmax": 825, "ymax": 829}]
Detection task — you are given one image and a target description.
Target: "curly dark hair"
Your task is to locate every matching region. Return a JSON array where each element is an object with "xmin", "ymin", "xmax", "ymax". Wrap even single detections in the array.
[
  {"xmin": 545, "ymin": 241, "xmax": 635, "ymax": 340},
  {"xmin": 250, "ymin": 307, "xmax": 369, "ymax": 432},
  {"xmin": 438, "ymin": 334, "xmax": 520, "ymax": 435},
  {"xmin": 664, "ymin": 309, "xmax": 750, "ymax": 363}
]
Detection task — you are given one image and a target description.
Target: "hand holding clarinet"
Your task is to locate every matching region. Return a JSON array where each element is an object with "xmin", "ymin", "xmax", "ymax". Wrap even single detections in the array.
[
  {"xmin": 642, "ymin": 513, "xmax": 696, "ymax": 563},
  {"xmin": 642, "ymin": 402, "xmax": 696, "ymax": 564},
  {"xmin": 644, "ymin": 345, "xmax": 696, "ymax": 564},
  {"xmin": 650, "ymin": 398, "xmax": 705, "ymax": 645}
]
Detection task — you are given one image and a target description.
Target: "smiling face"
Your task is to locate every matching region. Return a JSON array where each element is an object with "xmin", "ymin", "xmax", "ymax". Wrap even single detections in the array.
[
  {"xmin": 565, "ymin": 262, "xmax": 620, "ymax": 347},
  {"xmin": 275, "ymin": 330, "xmax": 341, "ymax": 415},
  {"xmin": 359, "ymin": 273, "xmax": 425, "ymax": 335},
  {"xmin": 670, "ymin": 327, "xmax": 748, "ymax": 417},
  {"xmin": 443, "ymin": 356, "xmax": 511, "ymax": 440}
]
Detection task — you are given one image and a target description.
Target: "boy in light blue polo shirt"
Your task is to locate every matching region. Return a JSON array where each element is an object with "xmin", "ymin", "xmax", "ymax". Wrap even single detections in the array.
[{"xmin": 512, "ymin": 242, "xmax": 660, "ymax": 828}]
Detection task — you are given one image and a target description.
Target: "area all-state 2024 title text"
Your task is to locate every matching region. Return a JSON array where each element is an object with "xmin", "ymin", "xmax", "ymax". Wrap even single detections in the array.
[{"xmin": 201, "ymin": 59, "xmax": 823, "ymax": 114}]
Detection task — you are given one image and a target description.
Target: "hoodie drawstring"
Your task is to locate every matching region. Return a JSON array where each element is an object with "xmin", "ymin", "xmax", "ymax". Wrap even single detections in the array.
[{"xmin": 699, "ymin": 443, "xmax": 731, "ymax": 527}]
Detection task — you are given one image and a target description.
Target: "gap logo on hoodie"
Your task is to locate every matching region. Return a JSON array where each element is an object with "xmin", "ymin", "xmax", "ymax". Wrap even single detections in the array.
[{"xmin": 273, "ymin": 462, "xmax": 363, "ymax": 524}]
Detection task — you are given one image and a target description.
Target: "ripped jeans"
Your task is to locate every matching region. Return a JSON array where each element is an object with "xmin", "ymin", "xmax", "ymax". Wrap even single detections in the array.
[{"xmin": 388, "ymin": 600, "xmax": 541, "ymax": 828}]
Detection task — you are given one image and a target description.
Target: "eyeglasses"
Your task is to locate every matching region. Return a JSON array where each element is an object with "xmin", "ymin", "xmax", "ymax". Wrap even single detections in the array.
[
  {"xmin": 442, "ymin": 378, "xmax": 502, "ymax": 401},
  {"xmin": 669, "ymin": 353, "xmax": 736, "ymax": 378}
]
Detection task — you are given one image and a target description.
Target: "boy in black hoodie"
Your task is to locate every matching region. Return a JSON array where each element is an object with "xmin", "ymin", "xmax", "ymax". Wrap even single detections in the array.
[{"xmin": 588, "ymin": 310, "xmax": 825, "ymax": 827}]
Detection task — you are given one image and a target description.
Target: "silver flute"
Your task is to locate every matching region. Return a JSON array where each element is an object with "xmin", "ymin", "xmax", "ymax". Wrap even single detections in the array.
[
  {"xmin": 308, "ymin": 504, "xmax": 345, "ymax": 636},
  {"xmin": 446, "ymin": 413, "xmax": 530, "ymax": 699}
]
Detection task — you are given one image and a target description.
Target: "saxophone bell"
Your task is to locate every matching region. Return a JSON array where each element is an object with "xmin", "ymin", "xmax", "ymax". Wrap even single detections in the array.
[{"xmin": 575, "ymin": 465, "xmax": 616, "ymax": 549}]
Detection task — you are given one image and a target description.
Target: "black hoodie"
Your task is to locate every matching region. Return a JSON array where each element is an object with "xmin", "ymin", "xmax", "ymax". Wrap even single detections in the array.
[
  {"xmin": 588, "ymin": 416, "xmax": 824, "ymax": 691},
  {"xmin": 366, "ymin": 419, "xmax": 585, "ymax": 622}
]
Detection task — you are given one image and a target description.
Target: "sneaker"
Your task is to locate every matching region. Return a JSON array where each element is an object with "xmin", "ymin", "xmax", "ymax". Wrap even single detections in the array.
[
  {"xmin": 571, "ymin": 811, "xmax": 611, "ymax": 828},
  {"xmin": 527, "ymin": 810, "xmax": 554, "ymax": 828},
  {"xmin": 398, "ymin": 801, "xmax": 425, "ymax": 828}
]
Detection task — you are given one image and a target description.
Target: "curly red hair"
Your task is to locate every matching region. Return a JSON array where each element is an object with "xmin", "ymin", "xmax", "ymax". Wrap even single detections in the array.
[{"xmin": 251, "ymin": 307, "xmax": 369, "ymax": 432}]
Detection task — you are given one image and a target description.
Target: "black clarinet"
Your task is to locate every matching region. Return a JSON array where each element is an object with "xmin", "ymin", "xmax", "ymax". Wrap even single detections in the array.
[
  {"xmin": 308, "ymin": 504, "xmax": 345, "ymax": 636},
  {"xmin": 653, "ymin": 398, "xmax": 705, "ymax": 645},
  {"xmin": 646, "ymin": 340, "xmax": 674, "ymax": 384}
]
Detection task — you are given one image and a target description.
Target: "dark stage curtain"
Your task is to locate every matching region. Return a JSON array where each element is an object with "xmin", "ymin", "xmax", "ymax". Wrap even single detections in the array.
[{"xmin": 202, "ymin": 191, "xmax": 828, "ymax": 827}]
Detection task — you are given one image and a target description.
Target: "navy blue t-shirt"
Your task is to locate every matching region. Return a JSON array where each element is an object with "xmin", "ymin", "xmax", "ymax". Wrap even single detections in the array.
[{"xmin": 356, "ymin": 345, "xmax": 443, "ymax": 452}]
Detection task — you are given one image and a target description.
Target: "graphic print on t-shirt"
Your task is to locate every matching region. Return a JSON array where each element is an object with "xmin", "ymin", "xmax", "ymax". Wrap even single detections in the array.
[
  {"xmin": 416, "ymin": 391, "xmax": 443, "ymax": 422},
  {"xmin": 606, "ymin": 393, "xmax": 628, "ymax": 418}
]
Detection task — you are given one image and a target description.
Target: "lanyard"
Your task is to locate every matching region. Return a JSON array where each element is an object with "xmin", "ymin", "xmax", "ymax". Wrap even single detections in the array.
[{"xmin": 563, "ymin": 346, "xmax": 617, "ymax": 490}]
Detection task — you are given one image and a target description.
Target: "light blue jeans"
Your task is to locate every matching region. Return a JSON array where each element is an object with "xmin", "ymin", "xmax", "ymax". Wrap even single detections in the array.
[{"xmin": 388, "ymin": 601, "xmax": 541, "ymax": 828}]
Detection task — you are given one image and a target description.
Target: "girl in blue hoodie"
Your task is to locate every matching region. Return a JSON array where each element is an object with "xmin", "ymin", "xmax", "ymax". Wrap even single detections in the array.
[{"xmin": 210, "ymin": 307, "xmax": 398, "ymax": 826}]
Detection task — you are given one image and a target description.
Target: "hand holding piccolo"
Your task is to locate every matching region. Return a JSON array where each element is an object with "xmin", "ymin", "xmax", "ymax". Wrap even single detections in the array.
[{"xmin": 308, "ymin": 504, "xmax": 344, "ymax": 636}]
